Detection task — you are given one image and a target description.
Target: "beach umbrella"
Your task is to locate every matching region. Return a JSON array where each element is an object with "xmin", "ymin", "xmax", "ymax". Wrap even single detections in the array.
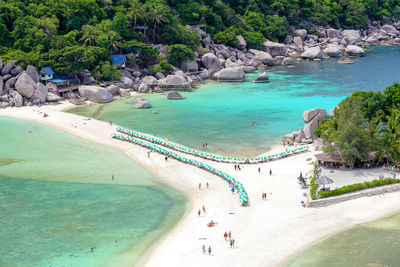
[{"xmin": 315, "ymin": 175, "xmax": 334, "ymax": 189}]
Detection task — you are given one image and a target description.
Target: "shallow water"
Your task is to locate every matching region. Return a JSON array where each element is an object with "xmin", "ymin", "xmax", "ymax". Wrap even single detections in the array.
[
  {"xmin": 0, "ymin": 117, "xmax": 188, "ymax": 266},
  {"xmin": 68, "ymin": 46, "xmax": 400, "ymax": 157},
  {"xmin": 287, "ymin": 213, "xmax": 400, "ymax": 267}
]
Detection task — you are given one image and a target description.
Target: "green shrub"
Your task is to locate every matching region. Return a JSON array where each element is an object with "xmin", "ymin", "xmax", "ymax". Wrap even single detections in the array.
[
  {"xmin": 149, "ymin": 60, "xmax": 173, "ymax": 75},
  {"xmin": 310, "ymin": 176, "xmax": 318, "ymax": 200},
  {"xmin": 92, "ymin": 62, "xmax": 121, "ymax": 81},
  {"xmin": 213, "ymin": 26, "xmax": 239, "ymax": 47},
  {"xmin": 160, "ymin": 24, "xmax": 200, "ymax": 50},
  {"xmin": 167, "ymin": 44, "xmax": 194, "ymax": 67}
]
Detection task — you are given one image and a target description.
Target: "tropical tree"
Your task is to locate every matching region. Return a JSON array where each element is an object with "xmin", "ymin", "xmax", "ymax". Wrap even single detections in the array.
[
  {"xmin": 376, "ymin": 110, "xmax": 400, "ymax": 163},
  {"xmin": 149, "ymin": 5, "xmax": 169, "ymax": 44},
  {"xmin": 108, "ymin": 31, "xmax": 122, "ymax": 53},
  {"xmin": 80, "ymin": 25, "xmax": 97, "ymax": 46},
  {"xmin": 129, "ymin": 0, "xmax": 143, "ymax": 32}
]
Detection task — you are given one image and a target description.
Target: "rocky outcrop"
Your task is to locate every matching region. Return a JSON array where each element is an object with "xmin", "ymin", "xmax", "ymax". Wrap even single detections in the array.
[
  {"xmin": 237, "ymin": 35, "xmax": 247, "ymax": 49},
  {"xmin": 252, "ymin": 72, "xmax": 269, "ymax": 83},
  {"xmin": 15, "ymin": 73, "xmax": 36, "ymax": 98},
  {"xmin": 303, "ymin": 109, "xmax": 327, "ymax": 139},
  {"xmin": 346, "ymin": 45, "xmax": 365, "ymax": 56},
  {"xmin": 31, "ymin": 82, "xmax": 48, "ymax": 102},
  {"xmin": 294, "ymin": 29, "xmax": 307, "ymax": 39},
  {"xmin": 133, "ymin": 98, "xmax": 151, "ymax": 109},
  {"xmin": 380, "ymin": 24, "xmax": 399, "ymax": 37},
  {"xmin": 181, "ymin": 60, "xmax": 198, "ymax": 72},
  {"xmin": 214, "ymin": 67, "xmax": 245, "ymax": 82},
  {"xmin": 253, "ymin": 50, "xmax": 273, "ymax": 65},
  {"xmin": 323, "ymin": 45, "xmax": 340, "ymax": 57},
  {"xmin": 263, "ymin": 41, "xmax": 288, "ymax": 57},
  {"xmin": 342, "ymin": 30, "xmax": 361, "ymax": 43},
  {"xmin": 167, "ymin": 91, "xmax": 185, "ymax": 100},
  {"xmin": 26, "ymin": 65, "xmax": 40, "ymax": 83},
  {"xmin": 78, "ymin": 85, "xmax": 114, "ymax": 103},
  {"xmin": 107, "ymin": 85, "xmax": 120, "ymax": 95},
  {"xmin": 301, "ymin": 46, "xmax": 322, "ymax": 59},
  {"xmin": 158, "ymin": 73, "xmax": 192, "ymax": 90},
  {"xmin": 46, "ymin": 92, "xmax": 62, "ymax": 102},
  {"xmin": 303, "ymin": 108, "xmax": 322, "ymax": 123},
  {"xmin": 202, "ymin": 53, "xmax": 222, "ymax": 70},
  {"xmin": 1, "ymin": 60, "xmax": 16, "ymax": 76}
]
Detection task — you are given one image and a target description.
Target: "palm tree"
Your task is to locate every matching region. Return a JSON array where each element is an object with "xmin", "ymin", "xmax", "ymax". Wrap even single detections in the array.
[
  {"xmin": 129, "ymin": 0, "xmax": 143, "ymax": 32},
  {"xmin": 108, "ymin": 32, "xmax": 122, "ymax": 53},
  {"xmin": 149, "ymin": 5, "xmax": 169, "ymax": 44},
  {"xmin": 140, "ymin": 5, "xmax": 151, "ymax": 42},
  {"xmin": 80, "ymin": 25, "xmax": 96, "ymax": 46},
  {"xmin": 377, "ymin": 110, "xmax": 400, "ymax": 163}
]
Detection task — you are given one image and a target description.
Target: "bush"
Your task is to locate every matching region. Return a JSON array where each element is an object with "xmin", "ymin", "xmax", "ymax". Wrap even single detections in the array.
[
  {"xmin": 319, "ymin": 178, "xmax": 400, "ymax": 198},
  {"xmin": 160, "ymin": 24, "xmax": 200, "ymax": 50},
  {"xmin": 213, "ymin": 26, "xmax": 239, "ymax": 47},
  {"xmin": 167, "ymin": 44, "xmax": 194, "ymax": 67},
  {"xmin": 149, "ymin": 60, "xmax": 173, "ymax": 76},
  {"xmin": 92, "ymin": 62, "xmax": 121, "ymax": 81},
  {"xmin": 214, "ymin": 26, "xmax": 265, "ymax": 49},
  {"xmin": 310, "ymin": 176, "xmax": 318, "ymax": 200},
  {"xmin": 123, "ymin": 40, "xmax": 159, "ymax": 67}
]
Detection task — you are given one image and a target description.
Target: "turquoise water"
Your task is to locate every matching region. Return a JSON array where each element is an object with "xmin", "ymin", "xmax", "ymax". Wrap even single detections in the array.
[
  {"xmin": 287, "ymin": 213, "xmax": 400, "ymax": 267},
  {"xmin": 68, "ymin": 46, "xmax": 400, "ymax": 157},
  {"xmin": 0, "ymin": 117, "xmax": 188, "ymax": 266}
]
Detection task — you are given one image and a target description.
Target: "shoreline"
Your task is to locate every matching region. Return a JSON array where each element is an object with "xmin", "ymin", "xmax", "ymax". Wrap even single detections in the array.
[{"xmin": 1, "ymin": 104, "xmax": 400, "ymax": 266}]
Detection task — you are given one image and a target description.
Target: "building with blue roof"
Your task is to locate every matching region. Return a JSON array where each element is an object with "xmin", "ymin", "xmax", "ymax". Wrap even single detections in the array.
[
  {"xmin": 111, "ymin": 55, "xmax": 127, "ymax": 68},
  {"xmin": 40, "ymin": 67, "xmax": 78, "ymax": 92}
]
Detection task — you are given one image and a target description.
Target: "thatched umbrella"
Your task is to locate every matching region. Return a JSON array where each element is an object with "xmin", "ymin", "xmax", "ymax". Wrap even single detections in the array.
[{"xmin": 315, "ymin": 175, "xmax": 334, "ymax": 189}]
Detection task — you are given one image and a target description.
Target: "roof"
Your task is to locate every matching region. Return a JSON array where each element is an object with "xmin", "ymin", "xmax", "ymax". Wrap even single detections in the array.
[
  {"xmin": 48, "ymin": 78, "xmax": 76, "ymax": 83},
  {"xmin": 315, "ymin": 151, "xmax": 344, "ymax": 163},
  {"xmin": 111, "ymin": 55, "xmax": 127, "ymax": 65},
  {"xmin": 41, "ymin": 67, "xmax": 55, "ymax": 75}
]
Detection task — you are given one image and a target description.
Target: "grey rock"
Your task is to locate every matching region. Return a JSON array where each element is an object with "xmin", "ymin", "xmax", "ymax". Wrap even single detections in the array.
[
  {"xmin": 242, "ymin": 66, "xmax": 256, "ymax": 73},
  {"xmin": 0, "ymin": 58, "xmax": 3, "ymax": 71},
  {"xmin": 263, "ymin": 41, "xmax": 288, "ymax": 57},
  {"xmin": 121, "ymin": 70, "xmax": 133, "ymax": 79},
  {"xmin": 380, "ymin": 24, "xmax": 399, "ymax": 37},
  {"xmin": 0, "ymin": 76, "xmax": 5, "ymax": 93},
  {"xmin": 338, "ymin": 58, "xmax": 354, "ymax": 64},
  {"xmin": 201, "ymin": 34, "xmax": 212, "ymax": 48},
  {"xmin": 237, "ymin": 35, "xmax": 247, "ymax": 49},
  {"xmin": 82, "ymin": 76, "xmax": 96, "ymax": 85},
  {"xmin": 167, "ymin": 91, "xmax": 185, "ymax": 100},
  {"xmin": 303, "ymin": 108, "xmax": 321, "ymax": 123},
  {"xmin": 214, "ymin": 67, "xmax": 245, "ymax": 82},
  {"xmin": 46, "ymin": 92, "xmax": 62, "ymax": 102},
  {"xmin": 132, "ymin": 71, "xmax": 142, "ymax": 77},
  {"xmin": 342, "ymin": 30, "xmax": 361, "ymax": 43},
  {"xmin": 107, "ymin": 85, "xmax": 120, "ymax": 95},
  {"xmin": 5, "ymin": 77, "xmax": 17, "ymax": 90},
  {"xmin": 0, "ymin": 93, "xmax": 7, "ymax": 102},
  {"xmin": 26, "ymin": 65, "xmax": 40, "ymax": 83},
  {"xmin": 303, "ymin": 109, "xmax": 328, "ymax": 139},
  {"xmin": 346, "ymin": 45, "xmax": 365, "ymax": 56},
  {"xmin": 253, "ymin": 50, "xmax": 273, "ymax": 65},
  {"xmin": 11, "ymin": 90, "xmax": 23, "ymax": 107},
  {"xmin": 155, "ymin": 72, "xmax": 165, "ymax": 80},
  {"xmin": 32, "ymin": 98, "xmax": 41, "ymax": 105},
  {"xmin": 78, "ymin": 85, "xmax": 114, "ymax": 103},
  {"xmin": 301, "ymin": 46, "xmax": 322, "ymax": 59},
  {"xmin": 0, "ymin": 102, "xmax": 9, "ymax": 108},
  {"xmin": 252, "ymin": 71, "xmax": 269, "ymax": 83},
  {"xmin": 138, "ymin": 83, "xmax": 150, "ymax": 93},
  {"xmin": 133, "ymin": 101, "xmax": 151, "ymax": 109},
  {"xmin": 158, "ymin": 74, "xmax": 192, "ymax": 90},
  {"xmin": 31, "ymin": 82, "xmax": 48, "ymax": 102},
  {"xmin": 1, "ymin": 60, "xmax": 16, "ymax": 76},
  {"xmin": 294, "ymin": 29, "xmax": 307, "ymax": 39},
  {"xmin": 11, "ymin": 66, "xmax": 24, "ymax": 76},
  {"xmin": 2, "ymin": 74, "xmax": 11, "ymax": 81},
  {"xmin": 119, "ymin": 88, "xmax": 131, "ymax": 97},
  {"xmin": 15, "ymin": 73, "xmax": 36, "ymax": 98},
  {"xmin": 284, "ymin": 35, "xmax": 293, "ymax": 45},
  {"xmin": 327, "ymin": 28, "xmax": 341, "ymax": 39},
  {"xmin": 224, "ymin": 58, "xmax": 240, "ymax": 68},
  {"xmin": 141, "ymin": 76, "xmax": 158, "ymax": 86},
  {"xmin": 181, "ymin": 60, "xmax": 198, "ymax": 72},
  {"xmin": 323, "ymin": 45, "xmax": 340, "ymax": 57},
  {"xmin": 282, "ymin": 57, "xmax": 297, "ymax": 65},
  {"xmin": 293, "ymin": 37, "xmax": 303, "ymax": 48}
]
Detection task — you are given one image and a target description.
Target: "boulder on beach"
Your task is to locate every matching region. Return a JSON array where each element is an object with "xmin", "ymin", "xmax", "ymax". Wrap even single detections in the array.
[
  {"xmin": 46, "ymin": 92, "xmax": 62, "ymax": 102},
  {"xmin": 301, "ymin": 46, "xmax": 322, "ymax": 59},
  {"xmin": 202, "ymin": 53, "xmax": 222, "ymax": 70},
  {"xmin": 78, "ymin": 85, "xmax": 114, "ymax": 103},
  {"xmin": 15, "ymin": 72, "xmax": 36, "ymax": 98},
  {"xmin": 303, "ymin": 108, "xmax": 322, "ymax": 123},
  {"xmin": 214, "ymin": 67, "xmax": 245, "ymax": 82},
  {"xmin": 158, "ymin": 74, "xmax": 192, "ymax": 90},
  {"xmin": 263, "ymin": 41, "xmax": 288, "ymax": 57},
  {"xmin": 106, "ymin": 85, "xmax": 120, "ymax": 95},
  {"xmin": 26, "ymin": 65, "xmax": 40, "ymax": 83},
  {"xmin": 252, "ymin": 72, "xmax": 269, "ymax": 83},
  {"xmin": 253, "ymin": 50, "xmax": 273, "ymax": 65},
  {"xmin": 342, "ymin": 30, "xmax": 361, "ymax": 43},
  {"xmin": 303, "ymin": 109, "xmax": 328, "ymax": 139},
  {"xmin": 167, "ymin": 91, "xmax": 185, "ymax": 100},
  {"xmin": 323, "ymin": 45, "xmax": 340, "ymax": 57},
  {"xmin": 31, "ymin": 82, "xmax": 48, "ymax": 103},
  {"xmin": 346, "ymin": 45, "xmax": 365, "ymax": 56}
]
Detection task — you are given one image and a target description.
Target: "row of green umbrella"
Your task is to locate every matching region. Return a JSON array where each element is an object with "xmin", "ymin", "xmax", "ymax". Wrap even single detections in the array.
[
  {"xmin": 116, "ymin": 127, "xmax": 309, "ymax": 164},
  {"xmin": 111, "ymin": 132, "xmax": 249, "ymax": 204}
]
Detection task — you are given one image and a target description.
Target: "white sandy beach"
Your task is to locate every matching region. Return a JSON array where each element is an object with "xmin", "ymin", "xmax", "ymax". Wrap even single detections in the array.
[{"xmin": 1, "ymin": 102, "xmax": 400, "ymax": 267}]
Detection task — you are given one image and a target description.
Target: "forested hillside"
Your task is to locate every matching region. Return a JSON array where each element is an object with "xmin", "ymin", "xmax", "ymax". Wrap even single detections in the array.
[{"xmin": 1, "ymin": 0, "xmax": 399, "ymax": 78}]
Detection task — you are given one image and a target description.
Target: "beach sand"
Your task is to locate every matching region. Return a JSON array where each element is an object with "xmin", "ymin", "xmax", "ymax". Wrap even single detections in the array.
[{"xmin": 1, "ymin": 102, "xmax": 400, "ymax": 267}]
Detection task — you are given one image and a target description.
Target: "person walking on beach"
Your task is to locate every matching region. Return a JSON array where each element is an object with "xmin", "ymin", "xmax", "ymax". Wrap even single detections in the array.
[
  {"xmin": 112, "ymin": 173, "xmax": 114, "ymax": 180},
  {"xmin": 258, "ymin": 167, "xmax": 261, "ymax": 173},
  {"xmin": 208, "ymin": 246, "xmax": 211, "ymax": 255},
  {"xmin": 147, "ymin": 150, "xmax": 151, "ymax": 158},
  {"xmin": 231, "ymin": 187, "xmax": 235, "ymax": 194},
  {"xmin": 232, "ymin": 238, "xmax": 235, "ymax": 248},
  {"xmin": 202, "ymin": 205, "xmax": 206, "ymax": 213},
  {"xmin": 202, "ymin": 244, "xmax": 206, "ymax": 254},
  {"xmin": 165, "ymin": 156, "xmax": 168, "ymax": 162},
  {"xmin": 230, "ymin": 239, "xmax": 233, "ymax": 248},
  {"xmin": 224, "ymin": 232, "xmax": 228, "ymax": 241},
  {"xmin": 206, "ymin": 182, "xmax": 209, "ymax": 189},
  {"xmin": 269, "ymin": 169, "xmax": 272, "ymax": 176},
  {"xmin": 199, "ymin": 183, "xmax": 201, "ymax": 190},
  {"xmin": 198, "ymin": 209, "xmax": 201, "ymax": 216},
  {"xmin": 228, "ymin": 231, "xmax": 231, "ymax": 240}
]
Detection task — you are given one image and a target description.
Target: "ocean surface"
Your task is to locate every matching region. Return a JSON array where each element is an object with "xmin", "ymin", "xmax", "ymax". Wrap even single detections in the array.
[
  {"xmin": 67, "ymin": 46, "xmax": 400, "ymax": 157},
  {"xmin": 287, "ymin": 213, "xmax": 400, "ymax": 267},
  {"xmin": 0, "ymin": 117, "xmax": 188, "ymax": 266}
]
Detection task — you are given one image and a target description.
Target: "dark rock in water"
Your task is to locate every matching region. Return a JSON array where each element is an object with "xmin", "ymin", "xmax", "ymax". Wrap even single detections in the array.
[
  {"xmin": 133, "ymin": 100, "xmax": 151, "ymax": 109},
  {"xmin": 152, "ymin": 110, "xmax": 159, "ymax": 114},
  {"xmin": 252, "ymin": 72, "xmax": 269, "ymax": 83},
  {"xmin": 214, "ymin": 67, "xmax": 245, "ymax": 82},
  {"xmin": 167, "ymin": 91, "xmax": 185, "ymax": 100},
  {"xmin": 1, "ymin": 60, "xmax": 16, "ymax": 76}
]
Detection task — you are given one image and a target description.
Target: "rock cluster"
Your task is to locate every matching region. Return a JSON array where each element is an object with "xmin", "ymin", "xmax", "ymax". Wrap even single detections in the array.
[{"xmin": 282, "ymin": 108, "xmax": 328, "ymax": 145}]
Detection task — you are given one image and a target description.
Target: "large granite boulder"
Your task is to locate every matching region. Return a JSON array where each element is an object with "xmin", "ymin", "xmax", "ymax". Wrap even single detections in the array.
[
  {"xmin": 301, "ymin": 46, "xmax": 322, "ymax": 59},
  {"xmin": 323, "ymin": 45, "xmax": 340, "ymax": 57},
  {"xmin": 0, "ymin": 102, "xmax": 9, "ymax": 108},
  {"xmin": 303, "ymin": 108, "xmax": 321, "ymax": 123},
  {"xmin": 342, "ymin": 30, "xmax": 361, "ymax": 43},
  {"xmin": 293, "ymin": 37, "xmax": 303, "ymax": 48},
  {"xmin": 252, "ymin": 71, "xmax": 269, "ymax": 83},
  {"xmin": 263, "ymin": 41, "xmax": 288, "ymax": 57},
  {"xmin": 294, "ymin": 29, "xmax": 307, "ymax": 39},
  {"xmin": 327, "ymin": 28, "xmax": 341, "ymax": 39},
  {"xmin": 120, "ymin": 76, "xmax": 133, "ymax": 86},
  {"xmin": 133, "ymin": 99, "xmax": 151, "ymax": 109},
  {"xmin": 46, "ymin": 92, "xmax": 62, "ymax": 102},
  {"xmin": 1, "ymin": 60, "xmax": 16, "ymax": 76},
  {"xmin": 303, "ymin": 109, "xmax": 328, "ymax": 139},
  {"xmin": 31, "ymin": 82, "xmax": 48, "ymax": 103},
  {"xmin": 107, "ymin": 85, "xmax": 120, "ymax": 95},
  {"xmin": 141, "ymin": 76, "xmax": 158, "ymax": 85},
  {"xmin": 158, "ymin": 74, "xmax": 192, "ymax": 90},
  {"xmin": 214, "ymin": 67, "xmax": 245, "ymax": 82},
  {"xmin": 346, "ymin": 45, "xmax": 365, "ymax": 56},
  {"xmin": 202, "ymin": 53, "xmax": 222, "ymax": 70},
  {"xmin": 10, "ymin": 90, "xmax": 23, "ymax": 107},
  {"xmin": 380, "ymin": 24, "xmax": 399, "ymax": 37},
  {"xmin": 0, "ymin": 58, "xmax": 3, "ymax": 71},
  {"xmin": 167, "ymin": 91, "xmax": 185, "ymax": 100},
  {"xmin": 253, "ymin": 50, "xmax": 273, "ymax": 65},
  {"xmin": 0, "ymin": 77, "xmax": 3, "ymax": 93},
  {"xmin": 15, "ymin": 72, "xmax": 36, "ymax": 98},
  {"xmin": 155, "ymin": 72, "xmax": 165, "ymax": 80},
  {"xmin": 26, "ymin": 65, "xmax": 40, "ymax": 83},
  {"xmin": 181, "ymin": 60, "xmax": 198, "ymax": 72},
  {"xmin": 224, "ymin": 58, "xmax": 240, "ymax": 68},
  {"xmin": 5, "ymin": 77, "xmax": 17, "ymax": 90},
  {"xmin": 78, "ymin": 85, "xmax": 114, "ymax": 103},
  {"xmin": 242, "ymin": 66, "xmax": 256, "ymax": 73},
  {"xmin": 10, "ymin": 66, "xmax": 24, "ymax": 76},
  {"xmin": 237, "ymin": 35, "xmax": 247, "ymax": 49}
]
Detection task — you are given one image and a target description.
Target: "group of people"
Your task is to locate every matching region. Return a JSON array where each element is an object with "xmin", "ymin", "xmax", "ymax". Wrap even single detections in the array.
[
  {"xmin": 198, "ymin": 205, "xmax": 207, "ymax": 217},
  {"xmin": 202, "ymin": 245, "xmax": 212, "ymax": 255},
  {"xmin": 234, "ymin": 164, "xmax": 242, "ymax": 171},
  {"xmin": 261, "ymin": 192, "xmax": 268, "ymax": 200},
  {"xmin": 198, "ymin": 182, "xmax": 209, "ymax": 190},
  {"xmin": 202, "ymin": 143, "xmax": 208, "ymax": 148},
  {"xmin": 223, "ymin": 231, "xmax": 235, "ymax": 248}
]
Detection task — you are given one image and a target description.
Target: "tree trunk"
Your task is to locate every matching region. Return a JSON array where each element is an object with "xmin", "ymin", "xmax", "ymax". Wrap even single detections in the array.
[{"xmin": 153, "ymin": 22, "xmax": 157, "ymax": 44}]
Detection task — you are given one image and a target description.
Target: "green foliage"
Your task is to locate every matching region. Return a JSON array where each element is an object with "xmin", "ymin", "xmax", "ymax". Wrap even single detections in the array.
[
  {"xmin": 112, "ymin": 12, "xmax": 132, "ymax": 40},
  {"xmin": 214, "ymin": 26, "xmax": 240, "ymax": 47},
  {"xmin": 149, "ymin": 60, "xmax": 173, "ymax": 75},
  {"xmin": 383, "ymin": 82, "xmax": 400, "ymax": 111},
  {"xmin": 160, "ymin": 24, "xmax": 200, "ymax": 50},
  {"xmin": 319, "ymin": 178, "xmax": 400, "ymax": 198},
  {"xmin": 92, "ymin": 62, "xmax": 121, "ymax": 81},
  {"xmin": 310, "ymin": 176, "xmax": 318, "ymax": 200},
  {"xmin": 214, "ymin": 26, "xmax": 265, "ymax": 49},
  {"xmin": 167, "ymin": 44, "xmax": 194, "ymax": 67},
  {"xmin": 123, "ymin": 40, "xmax": 160, "ymax": 67}
]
